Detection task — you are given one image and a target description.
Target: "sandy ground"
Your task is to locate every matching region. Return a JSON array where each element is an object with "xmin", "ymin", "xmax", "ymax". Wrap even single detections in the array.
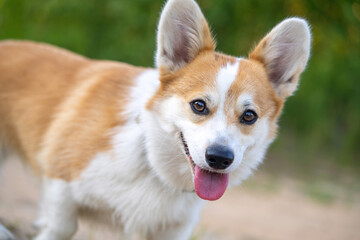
[{"xmin": 0, "ymin": 159, "xmax": 359, "ymax": 240}]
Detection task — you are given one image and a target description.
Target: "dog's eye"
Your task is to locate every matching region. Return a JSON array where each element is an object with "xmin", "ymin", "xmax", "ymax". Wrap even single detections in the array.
[
  {"xmin": 190, "ymin": 100, "xmax": 208, "ymax": 115},
  {"xmin": 240, "ymin": 110, "xmax": 258, "ymax": 125}
]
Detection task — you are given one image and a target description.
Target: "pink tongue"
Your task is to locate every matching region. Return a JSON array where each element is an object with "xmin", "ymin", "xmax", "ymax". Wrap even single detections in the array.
[{"xmin": 194, "ymin": 165, "xmax": 229, "ymax": 201}]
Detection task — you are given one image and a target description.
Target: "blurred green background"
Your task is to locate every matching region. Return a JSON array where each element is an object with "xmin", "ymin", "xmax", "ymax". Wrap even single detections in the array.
[{"xmin": 0, "ymin": 0, "xmax": 359, "ymax": 179}]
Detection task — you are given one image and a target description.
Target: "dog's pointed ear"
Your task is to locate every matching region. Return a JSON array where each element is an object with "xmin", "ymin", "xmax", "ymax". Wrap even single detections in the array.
[
  {"xmin": 250, "ymin": 18, "xmax": 311, "ymax": 99},
  {"xmin": 156, "ymin": 0, "xmax": 215, "ymax": 74}
]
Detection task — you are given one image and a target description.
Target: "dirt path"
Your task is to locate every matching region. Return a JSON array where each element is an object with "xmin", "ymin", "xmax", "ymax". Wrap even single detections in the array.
[{"xmin": 1, "ymin": 159, "xmax": 359, "ymax": 240}]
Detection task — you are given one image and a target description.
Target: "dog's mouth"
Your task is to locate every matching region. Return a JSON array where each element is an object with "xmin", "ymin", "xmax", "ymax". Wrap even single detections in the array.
[
  {"xmin": 180, "ymin": 132, "xmax": 229, "ymax": 201},
  {"xmin": 180, "ymin": 132, "xmax": 196, "ymax": 173}
]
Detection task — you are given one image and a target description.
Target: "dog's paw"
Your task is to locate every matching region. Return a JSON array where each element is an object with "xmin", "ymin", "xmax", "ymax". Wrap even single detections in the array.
[{"xmin": 0, "ymin": 224, "xmax": 15, "ymax": 240}]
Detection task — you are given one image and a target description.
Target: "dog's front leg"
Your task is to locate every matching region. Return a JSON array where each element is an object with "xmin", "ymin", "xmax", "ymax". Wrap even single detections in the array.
[{"xmin": 34, "ymin": 179, "xmax": 78, "ymax": 240}]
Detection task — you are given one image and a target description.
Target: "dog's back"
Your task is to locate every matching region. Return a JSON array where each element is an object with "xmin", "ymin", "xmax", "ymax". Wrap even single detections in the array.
[
  {"xmin": 0, "ymin": 41, "xmax": 85, "ymax": 169},
  {"xmin": 0, "ymin": 40, "xmax": 144, "ymax": 176}
]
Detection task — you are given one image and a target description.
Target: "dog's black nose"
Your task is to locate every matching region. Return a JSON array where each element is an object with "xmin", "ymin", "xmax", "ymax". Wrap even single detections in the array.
[{"xmin": 205, "ymin": 145, "xmax": 234, "ymax": 170}]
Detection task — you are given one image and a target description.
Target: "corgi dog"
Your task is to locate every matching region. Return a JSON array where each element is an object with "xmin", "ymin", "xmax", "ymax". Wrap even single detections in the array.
[{"xmin": 0, "ymin": 0, "xmax": 311, "ymax": 239}]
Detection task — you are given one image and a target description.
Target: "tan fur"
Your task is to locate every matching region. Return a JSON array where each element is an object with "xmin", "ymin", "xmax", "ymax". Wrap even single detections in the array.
[{"xmin": 0, "ymin": 40, "xmax": 144, "ymax": 180}]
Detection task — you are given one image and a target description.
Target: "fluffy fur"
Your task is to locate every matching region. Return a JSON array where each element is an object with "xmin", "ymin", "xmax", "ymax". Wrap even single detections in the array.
[{"xmin": 0, "ymin": 0, "xmax": 311, "ymax": 239}]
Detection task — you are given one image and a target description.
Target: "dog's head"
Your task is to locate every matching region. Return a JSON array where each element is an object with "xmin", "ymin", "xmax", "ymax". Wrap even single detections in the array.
[{"xmin": 146, "ymin": 0, "xmax": 311, "ymax": 200}]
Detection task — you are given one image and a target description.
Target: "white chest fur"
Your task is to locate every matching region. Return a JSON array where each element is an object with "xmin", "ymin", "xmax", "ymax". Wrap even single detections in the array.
[{"xmin": 70, "ymin": 70, "xmax": 203, "ymax": 236}]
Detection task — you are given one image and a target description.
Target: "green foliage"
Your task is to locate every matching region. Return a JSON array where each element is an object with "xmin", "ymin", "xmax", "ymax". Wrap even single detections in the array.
[{"xmin": 0, "ymin": 0, "xmax": 359, "ymax": 170}]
